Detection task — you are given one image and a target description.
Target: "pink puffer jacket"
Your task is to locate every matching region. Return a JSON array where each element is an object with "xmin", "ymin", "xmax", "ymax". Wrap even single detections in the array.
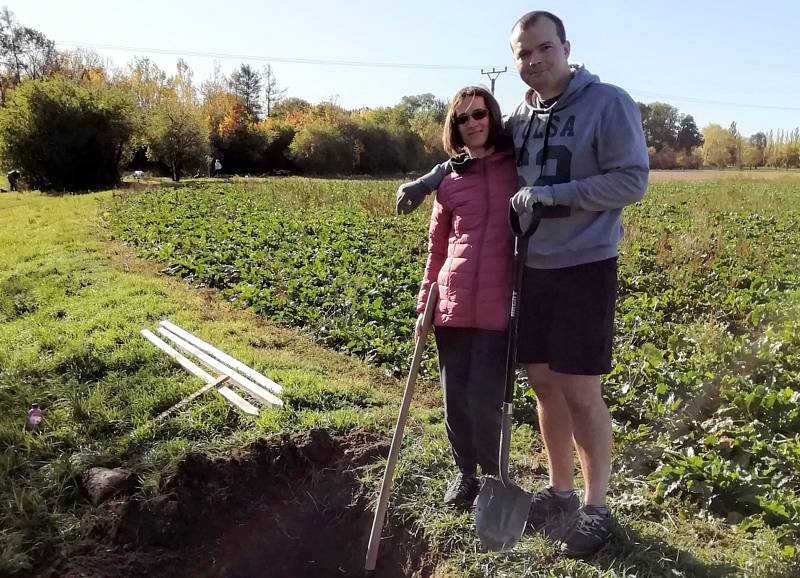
[{"xmin": 417, "ymin": 147, "xmax": 516, "ymax": 330}]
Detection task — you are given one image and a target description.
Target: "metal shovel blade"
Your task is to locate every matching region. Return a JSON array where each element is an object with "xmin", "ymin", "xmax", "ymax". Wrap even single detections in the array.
[{"xmin": 475, "ymin": 476, "xmax": 533, "ymax": 551}]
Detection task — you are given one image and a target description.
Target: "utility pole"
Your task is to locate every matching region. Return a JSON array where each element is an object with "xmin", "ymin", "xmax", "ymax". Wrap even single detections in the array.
[{"xmin": 481, "ymin": 67, "xmax": 507, "ymax": 94}]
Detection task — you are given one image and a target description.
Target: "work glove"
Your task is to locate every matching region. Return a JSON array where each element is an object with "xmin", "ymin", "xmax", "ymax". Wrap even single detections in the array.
[
  {"xmin": 396, "ymin": 161, "xmax": 452, "ymax": 215},
  {"xmin": 396, "ymin": 180, "xmax": 432, "ymax": 215},
  {"xmin": 510, "ymin": 186, "xmax": 555, "ymax": 215}
]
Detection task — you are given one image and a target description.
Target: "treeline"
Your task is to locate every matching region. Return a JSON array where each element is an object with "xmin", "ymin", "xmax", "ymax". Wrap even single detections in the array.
[
  {"xmin": 640, "ymin": 102, "xmax": 798, "ymax": 170},
  {"xmin": 0, "ymin": 8, "xmax": 797, "ymax": 190},
  {"xmin": 0, "ymin": 9, "xmax": 445, "ymax": 189}
]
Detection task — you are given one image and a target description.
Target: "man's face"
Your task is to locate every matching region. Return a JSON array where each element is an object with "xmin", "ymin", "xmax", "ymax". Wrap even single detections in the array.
[{"xmin": 510, "ymin": 17, "xmax": 571, "ymax": 98}]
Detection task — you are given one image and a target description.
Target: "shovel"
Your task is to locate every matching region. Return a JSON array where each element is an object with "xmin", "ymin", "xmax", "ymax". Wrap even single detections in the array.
[
  {"xmin": 365, "ymin": 283, "xmax": 439, "ymax": 572},
  {"xmin": 475, "ymin": 204, "xmax": 542, "ymax": 552}
]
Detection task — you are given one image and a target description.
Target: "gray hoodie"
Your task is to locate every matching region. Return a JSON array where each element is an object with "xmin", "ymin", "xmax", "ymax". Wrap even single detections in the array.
[{"xmin": 508, "ymin": 65, "xmax": 649, "ymax": 268}]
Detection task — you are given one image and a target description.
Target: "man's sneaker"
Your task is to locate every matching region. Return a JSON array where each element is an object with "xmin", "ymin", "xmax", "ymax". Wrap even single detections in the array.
[
  {"xmin": 443, "ymin": 472, "xmax": 480, "ymax": 509},
  {"xmin": 526, "ymin": 486, "xmax": 580, "ymax": 541},
  {"xmin": 560, "ymin": 505, "xmax": 612, "ymax": 558}
]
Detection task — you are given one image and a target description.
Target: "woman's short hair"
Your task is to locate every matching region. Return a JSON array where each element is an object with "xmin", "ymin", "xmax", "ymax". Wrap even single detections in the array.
[{"xmin": 442, "ymin": 86, "xmax": 503, "ymax": 157}]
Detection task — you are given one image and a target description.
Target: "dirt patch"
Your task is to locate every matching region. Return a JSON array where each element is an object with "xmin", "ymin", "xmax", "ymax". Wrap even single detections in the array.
[{"xmin": 36, "ymin": 429, "xmax": 435, "ymax": 578}]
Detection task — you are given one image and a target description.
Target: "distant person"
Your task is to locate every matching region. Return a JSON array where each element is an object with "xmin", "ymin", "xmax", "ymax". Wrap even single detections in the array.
[
  {"xmin": 397, "ymin": 10, "xmax": 649, "ymax": 558},
  {"xmin": 415, "ymin": 86, "xmax": 518, "ymax": 509},
  {"xmin": 213, "ymin": 158, "xmax": 222, "ymax": 177},
  {"xmin": 7, "ymin": 169, "xmax": 20, "ymax": 191}
]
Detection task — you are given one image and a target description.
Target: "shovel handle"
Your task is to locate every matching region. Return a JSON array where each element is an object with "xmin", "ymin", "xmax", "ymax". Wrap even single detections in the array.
[
  {"xmin": 508, "ymin": 202, "xmax": 543, "ymax": 239},
  {"xmin": 365, "ymin": 283, "xmax": 439, "ymax": 572},
  {"xmin": 497, "ymin": 204, "xmax": 542, "ymax": 481}
]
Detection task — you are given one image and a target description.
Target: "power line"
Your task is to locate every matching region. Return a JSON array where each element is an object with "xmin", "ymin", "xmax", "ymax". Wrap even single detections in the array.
[
  {"xmin": 54, "ymin": 40, "xmax": 484, "ymax": 71},
  {"xmin": 628, "ymin": 89, "xmax": 800, "ymax": 112},
  {"xmin": 55, "ymin": 40, "xmax": 800, "ymax": 112}
]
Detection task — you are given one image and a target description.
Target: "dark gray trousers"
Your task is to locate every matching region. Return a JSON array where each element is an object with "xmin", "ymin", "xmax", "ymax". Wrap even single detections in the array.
[{"xmin": 434, "ymin": 326, "xmax": 507, "ymax": 476}]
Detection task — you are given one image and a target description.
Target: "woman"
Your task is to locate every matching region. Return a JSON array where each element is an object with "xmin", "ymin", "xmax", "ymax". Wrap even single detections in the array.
[{"xmin": 416, "ymin": 86, "xmax": 518, "ymax": 508}]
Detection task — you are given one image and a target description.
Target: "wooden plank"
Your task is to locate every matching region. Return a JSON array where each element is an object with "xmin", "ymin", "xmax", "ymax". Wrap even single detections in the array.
[
  {"xmin": 153, "ymin": 374, "xmax": 230, "ymax": 422},
  {"xmin": 160, "ymin": 320, "xmax": 283, "ymax": 395},
  {"xmin": 215, "ymin": 387, "xmax": 259, "ymax": 415},
  {"xmin": 141, "ymin": 329, "xmax": 212, "ymax": 381},
  {"xmin": 156, "ymin": 327, "xmax": 283, "ymax": 407},
  {"xmin": 140, "ymin": 330, "xmax": 259, "ymax": 416}
]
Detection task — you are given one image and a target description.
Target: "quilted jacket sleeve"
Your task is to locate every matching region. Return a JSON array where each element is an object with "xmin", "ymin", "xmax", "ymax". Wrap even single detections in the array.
[{"xmin": 417, "ymin": 194, "xmax": 450, "ymax": 314}]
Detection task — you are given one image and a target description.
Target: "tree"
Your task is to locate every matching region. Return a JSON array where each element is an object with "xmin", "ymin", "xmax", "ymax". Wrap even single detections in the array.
[
  {"xmin": 741, "ymin": 143, "xmax": 763, "ymax": 168},
  {"xmin": 272, "ymin": 97, "xmax": 311, "ymax": 121},
  {"xmin": 289, "ymin": 117, "xmax": 357, "ymax": 174},
  {"xmin": 55, "ymin": 48, "xmax": 109, "ymax": 82},
  {"xmin": 640, "ymin": 102, "xmax": 679, "ymax": 151},
  {"xmin": 201, "ymin": 82, "xmax": 285, "ymax": 173},
  {"xmin": 262, "ymin": 64, "xmax": 286, "ymax": 117},
  {"xmin": 728, "ymin": 121, "xmax": 741, "ymax": 167},
  {"xmin": 0, "ymin": 8, "xmax": 57, "ymax": 104},
  {"xmin": 0, "ymin": 76, "xmax": 136, "ymax": 190},
  {"xmin": 676, "ymin": 115, "xmax": 703, "ymax": 152},
  {"xmin": 200, "ymin": 61, "xmax": 227, "ymax": 101},
  {"xmin": 402, "ymin": 94, "xmax": 447, "ymax": 168},
  {"xmin": 146, "ymin": 91, "xmax": 208, "ymax": 181},
  {"xmin": 170, "ymin": 59, "xmax": 197, "ymax": 105},
  {"xmin": 750, "ymin": 132, "xmax": 767, "ymax": 151},
  {"xmin": 229, "ymin": 64, "xmax": 262, "ymax": 119},
  {"xmin": 400, "ymin": 93, "xmax": 447, "ymax": 123},
  {"xmin": 121, "ymin": 56, "xmax": 168, "ymax": 110},
  {"xmin": 701, "ymin": 124, "xmax": 736, "ymax": 168}
]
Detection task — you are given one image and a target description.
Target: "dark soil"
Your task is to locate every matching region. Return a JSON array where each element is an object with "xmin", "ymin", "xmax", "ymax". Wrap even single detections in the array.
[{"xmin": 35, "ymin": 429, "xmax": 435, "ymax": 578}]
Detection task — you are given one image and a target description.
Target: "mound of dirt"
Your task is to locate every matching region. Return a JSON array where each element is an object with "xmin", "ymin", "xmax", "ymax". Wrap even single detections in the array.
[{"xmin": 37, "ymin": 429, "xmax": 435, "ymax": 578}]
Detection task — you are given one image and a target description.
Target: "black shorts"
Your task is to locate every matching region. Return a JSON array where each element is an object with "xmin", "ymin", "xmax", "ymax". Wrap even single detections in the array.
[{"xmin": 516, "ymin": 257, "xmax": 617, "ymax": 375}]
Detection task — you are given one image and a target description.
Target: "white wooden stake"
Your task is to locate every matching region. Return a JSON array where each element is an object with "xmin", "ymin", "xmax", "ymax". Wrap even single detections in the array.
[
  {"xmin": 156, "ymin": 327, "xmax": 283, "ymax": 407},
  {"xmin": 153, "ymin": 374, "xmax": 231, "ymax": 422},
  {"xmin": 160, "ymin": 320, "xmax": 283, "ymax": 395},
  {"xmin": 140, "ymin": 329, "xmax": 258, "ymax": 415}
]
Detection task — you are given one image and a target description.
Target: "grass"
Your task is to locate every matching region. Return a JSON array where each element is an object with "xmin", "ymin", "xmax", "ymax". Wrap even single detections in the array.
[
  {"xmin": 2, "ymin": 171, "xmax": 800, "ymax": 577},
  {"xmin": 0, "ymin": 189, "xmax": 400, "ymax": 574}
]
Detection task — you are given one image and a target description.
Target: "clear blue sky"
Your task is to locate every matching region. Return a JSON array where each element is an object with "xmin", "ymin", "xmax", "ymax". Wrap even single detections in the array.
[{"xmin": 13, "ymin": 0, "xmax": 800, "ymax": 137}]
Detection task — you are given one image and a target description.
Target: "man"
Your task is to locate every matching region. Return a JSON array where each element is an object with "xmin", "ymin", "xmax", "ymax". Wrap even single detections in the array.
[
  {"xmin": 396, "ymin": 11, "xmax": 648, "ymax": 558},
  {"xmin": 7, "ymin": 169, "xmax": 20, "ymax": 191},
  {"xmin": 505, "ymin": 11, "xmax": 648, "ymax": 558}
]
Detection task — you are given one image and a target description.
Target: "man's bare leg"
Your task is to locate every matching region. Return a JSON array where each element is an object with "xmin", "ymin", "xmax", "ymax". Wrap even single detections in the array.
[
  {"xmin": 527, "ymin": 363, "xmax": 575, "ymax": 491},
  {"xmin": 560, "ymin": 373, "xmax": 611, "ymax": 506}
]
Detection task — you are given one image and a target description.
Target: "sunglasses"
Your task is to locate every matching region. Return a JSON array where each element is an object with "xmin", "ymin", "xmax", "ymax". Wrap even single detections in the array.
[{"xmin": 455, "ymin": 108, "xmax": 489, "ymax": 125}]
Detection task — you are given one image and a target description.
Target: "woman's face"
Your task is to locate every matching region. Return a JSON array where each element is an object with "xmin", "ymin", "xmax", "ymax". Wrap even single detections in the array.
[{"xmin": 455, "ymin": 95, "xmax": 491, "ymax": 153}]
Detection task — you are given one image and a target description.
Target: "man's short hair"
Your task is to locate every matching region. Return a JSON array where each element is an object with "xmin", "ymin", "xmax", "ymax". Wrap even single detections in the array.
[{"xmin": 512, "ymin": 11, "xmax": 566, "ymax": 43}]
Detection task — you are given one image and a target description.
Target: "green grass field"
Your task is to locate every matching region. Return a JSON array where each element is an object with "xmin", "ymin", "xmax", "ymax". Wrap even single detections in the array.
[{"xmin": 1, "ymin": 172, "xmax": 800, "ymax": 577}]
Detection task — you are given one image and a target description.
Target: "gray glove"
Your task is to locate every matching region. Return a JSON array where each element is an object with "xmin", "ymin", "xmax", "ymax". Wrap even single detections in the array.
[
  {"xmin": 396, "ymin": 179, "xmax": 433, "ymax": 215},
  {"xmin": 395, "ymin": 161, "xmax": 452, "ymax": 215},
  {"xmin": 510, "ymin": 185, "xmax": 555, "ymax": 215}
]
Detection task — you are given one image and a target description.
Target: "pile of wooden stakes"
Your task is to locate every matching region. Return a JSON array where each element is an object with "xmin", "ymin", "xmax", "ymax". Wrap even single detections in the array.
[{"xmin": 141, "ymin": 320, "xmax": 283, "ymax": 421}]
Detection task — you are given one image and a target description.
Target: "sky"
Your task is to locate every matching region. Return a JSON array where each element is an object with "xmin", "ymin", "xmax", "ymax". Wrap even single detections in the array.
[{"xmin": 11, "ymin": 0, "xmax": 800, "ymax": 137}]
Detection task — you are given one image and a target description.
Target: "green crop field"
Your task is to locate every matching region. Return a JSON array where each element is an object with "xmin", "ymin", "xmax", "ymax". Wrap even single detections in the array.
[{"xmin": 2, "ymin": 172, "xmax": 800, "ymax": 577}]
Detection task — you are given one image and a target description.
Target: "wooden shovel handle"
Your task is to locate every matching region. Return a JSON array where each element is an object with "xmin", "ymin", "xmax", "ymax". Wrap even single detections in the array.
[{"xmin": 364, "ymin": 283, "xmax": 439, "ymax": 572}]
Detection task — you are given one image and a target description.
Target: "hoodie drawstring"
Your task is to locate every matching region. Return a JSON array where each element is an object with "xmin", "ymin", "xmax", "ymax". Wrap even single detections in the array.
[{"xmin": 516, "ymin": 110, "xmax": 554, "ymax": 184}]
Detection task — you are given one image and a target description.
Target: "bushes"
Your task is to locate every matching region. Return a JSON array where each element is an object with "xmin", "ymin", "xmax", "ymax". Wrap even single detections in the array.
[
  {"xmin": 0, "ymin": 75, "xmax": 446, "ymax": 181},
  {"xmin": 0, "ymin": 76, "xmax": 136, "ymax": 190}
]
